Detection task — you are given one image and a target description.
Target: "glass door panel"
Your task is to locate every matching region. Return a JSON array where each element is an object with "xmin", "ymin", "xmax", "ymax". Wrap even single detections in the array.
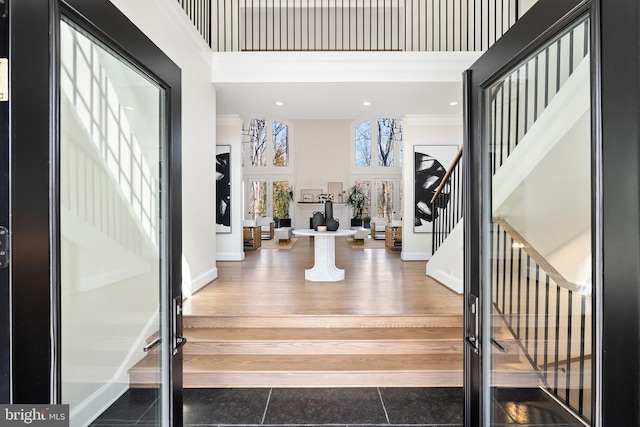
[
  {"xmin": 60, "ymin": 18, "xmax": 167, "ymax": 426},
  {"xmin": 485, "ymin": 15, "xmax": 592, "ymax": 425}
]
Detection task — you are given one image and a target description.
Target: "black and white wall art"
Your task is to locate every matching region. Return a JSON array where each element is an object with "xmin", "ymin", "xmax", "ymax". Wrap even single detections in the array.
[
  {"xmin": 216, "ymin": 145, "xmax": 231, "ymax": 233},
  {"xmin": 414, "ymin": 145, "xmax": 458, "ymax": 233}
]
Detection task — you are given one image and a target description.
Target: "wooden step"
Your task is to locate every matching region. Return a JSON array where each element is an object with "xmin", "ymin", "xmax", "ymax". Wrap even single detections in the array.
[
  {"xmin": 184, "ymin": 327, "xmax": 463, "ymax": 355},
  {"xmin": 129, "ymin": 353, "xmax": 464, "ymax": 388},
  {"xmin": 184, "ymin": 314, "xmax": 464, "ymax": 329}
]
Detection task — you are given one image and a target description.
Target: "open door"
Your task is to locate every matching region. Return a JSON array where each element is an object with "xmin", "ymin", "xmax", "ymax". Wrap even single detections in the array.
[
  {"xmin": 7, "ymin": 1, "xmax": 183, "ymax": 425},
  {"xmin": 464, "ymin": 1, "xmax": 596, "ymax": 425}
]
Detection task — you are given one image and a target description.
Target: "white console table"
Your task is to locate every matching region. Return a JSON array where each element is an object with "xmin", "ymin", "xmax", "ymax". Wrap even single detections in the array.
[{"xmin": 292, "ymin": 229, "xmax": 356, "ymax": 282}]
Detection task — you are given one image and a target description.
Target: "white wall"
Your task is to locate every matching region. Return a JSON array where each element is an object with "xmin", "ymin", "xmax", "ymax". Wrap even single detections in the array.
[
  {"xmin": 401, "ymin": 115, "xmax": 463, "ymax": 261},
  {"xmin": 292, "ymin": 119, "xmax": 352, "ymax": 196},
  {"xmin": 110, "ymin": 0, "xmax": 218, "ymax": 296},
  {"xmin": 216, "ymin": 117, "xmax": 245, "ymax": 260}
]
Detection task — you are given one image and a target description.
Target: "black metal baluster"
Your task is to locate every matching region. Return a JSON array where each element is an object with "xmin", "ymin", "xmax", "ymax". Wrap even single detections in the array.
[
  {"xmin": 506, "ymin": 75, "xmax": 512, "ymax": 156},
  {"xmin": 565, "ymin": 290, "xmax": 573, "ymax": 405},
  {"xmin": 508, "ymin": 236, "xmax": 515, "ymax": 326},
  {"xmin": 525, "ymin": 254, "xmax": 531, "ymax": 352},
  {"xmin": 501, "ymin": 229, "xmax": 507, "ymax": 313},
  {"xmin": 515, "ymin": 67, "xmax": 521, "ymax": 147},
  {"xmin": 516, "ymin": 245, "xmax": 522, "ymax": 339},
  {"xmin": 578, "ymin": 295, "xmax": 586, "ymax": 416},
  {"xmin": 494, "ymin": 223, "xmax": 501, "ymax": 309},
  {"xmin": 553, "ymin": 284, "xmax": 561, "ymax": 394},
  {"xmin": 543, "ymin": 274, "xmax": 550, "ymax": 382},
  {"xmin": 532, "ymin": 55, "xmax": 539, "ymax": 123},
  {"xmin": 499, "ymin": 83, "xmax": 505, "ymax": 168},
  {"xmin": 534, "ymin": 264, "xmax": 540, "ymax": 366}
]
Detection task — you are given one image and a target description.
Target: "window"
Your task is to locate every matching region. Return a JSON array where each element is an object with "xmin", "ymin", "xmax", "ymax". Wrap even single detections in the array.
[
  {"xmin": 377, "ymin": 118, "xmax": 397, "ymax": 167},
  {"xmin": 376, "ymin": 180, "xmax": 394, "ymax": 218},
  {"xmin": 245, "ymin": 119, "xmax": 290, "ymax": 168},
  {"xmin": 355, "ymin": 180, "xmax": 372, "ymax": 219},
  {"xmin": 354, "ymin": 118, "xmax": 402, "ymax": 168},
  {"xmin": 248, "ymin": 118, "xmax": 267, "ymax": 167},
  {"xmin": 273, "ymin": 120, "xmax": 289, "ymax": 166},
  {"xmin": 272, "ymin": 181, "xmax": 292, "ymax": 219},
  {"xmin": 355, "ymin": 121, "xmax": 371, "ymax": 167}
]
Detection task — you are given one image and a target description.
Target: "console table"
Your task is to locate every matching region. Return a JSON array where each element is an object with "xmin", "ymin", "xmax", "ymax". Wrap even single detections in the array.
[{"xmin": 292, "ymin": 229, "xmax": 356, "ymax": 281}]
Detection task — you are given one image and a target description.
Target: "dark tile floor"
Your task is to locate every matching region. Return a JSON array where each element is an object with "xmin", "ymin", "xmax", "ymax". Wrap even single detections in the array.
[{"xmin": 91, "ymin": 387, "xmax": 585, "ymax": 426}]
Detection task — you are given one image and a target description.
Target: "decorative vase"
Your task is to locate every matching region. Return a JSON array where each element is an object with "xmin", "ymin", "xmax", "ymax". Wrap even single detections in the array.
[
  {"xmin": 312, "ymin": 211, "xmax": 325, "ymax": 231},
  {"xmin": 324, "ymin": 201, "xmax": 334, "ymax": 222},
  {"xmin": 326, "ymin": 217, "xmax": 339, "ymax": 231}
]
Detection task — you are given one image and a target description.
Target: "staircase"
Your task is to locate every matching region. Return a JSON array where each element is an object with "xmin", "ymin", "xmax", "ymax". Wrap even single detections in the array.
[{"xmin": 131, "ymin": 314, "xmax": 464, "ymax": 388}]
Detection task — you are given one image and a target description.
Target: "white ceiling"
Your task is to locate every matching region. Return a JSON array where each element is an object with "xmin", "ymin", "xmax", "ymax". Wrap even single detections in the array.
[
  {"xmin": 212, "ymin": 51, "xmax": 482, "ymax": 120},
  {"xmin": 214, "ymin": 81, "xmax": 464, "ymax": 120}
]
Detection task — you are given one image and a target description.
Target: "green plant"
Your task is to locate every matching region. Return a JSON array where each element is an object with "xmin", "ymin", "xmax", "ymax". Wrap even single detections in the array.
[
  {"xmin": 345, "ymin": 185, "xmax": 366, "ymax": 219},
  {"xmin": 362, "ymin": 216, "xmax": 371, "ymax": 223}
]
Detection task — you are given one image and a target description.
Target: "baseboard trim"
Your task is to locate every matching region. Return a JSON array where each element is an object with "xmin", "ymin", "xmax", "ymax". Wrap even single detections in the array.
[
  {"xmin": 427, "ymin": 269, "xmax": 463, "ymax": 294},
  {"xmin": 216, "ymin": 251, "xmax": 245, "ymax": 261},
  {"xmin": 401, "ymin": 251, "xmax": 430, "ymax": 261},
  {"xmin": 190, "ymin": 266, "xmax": 218, "ymax": 295},
  {"xmin": 70, "ymin": 381, "xmax": 128, "ymax": 427}
]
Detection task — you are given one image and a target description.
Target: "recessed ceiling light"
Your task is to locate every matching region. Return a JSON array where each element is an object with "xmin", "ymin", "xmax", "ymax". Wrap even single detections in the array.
[
  {"xmin": 362, "ymin": 101, "xmax": 371, "ymax": 106},
  {"xmin": 275, "ymin": 101, "xmax": 284, "ymax": 106},
  {"xmin": 449, "ymin": 101, "xmax": 458, "ymax": 106}
]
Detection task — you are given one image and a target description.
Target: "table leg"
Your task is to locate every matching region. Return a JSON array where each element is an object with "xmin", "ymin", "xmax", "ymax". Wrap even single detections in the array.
[{"xmin": 305, "ymin": 234, "xmax": 345, "ymax": 281}]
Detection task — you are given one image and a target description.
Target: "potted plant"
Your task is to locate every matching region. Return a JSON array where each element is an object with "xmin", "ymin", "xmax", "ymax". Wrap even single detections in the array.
[
  {"xmin": 345, "ymin": 185, "xmax": 365, "ymax": 222},
  {"xmin": 362, "ymin": 216, "xmax": 371, "ymax": 229}
]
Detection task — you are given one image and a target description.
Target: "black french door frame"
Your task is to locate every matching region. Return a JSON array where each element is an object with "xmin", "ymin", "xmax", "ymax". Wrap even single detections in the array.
[
  {"xmin": 464, "ymin": 0, "xmax": 598, "ymax": 425},
  {"xmin": 8, "ymin": 0, "xmax": 183, "ymax": 422}
]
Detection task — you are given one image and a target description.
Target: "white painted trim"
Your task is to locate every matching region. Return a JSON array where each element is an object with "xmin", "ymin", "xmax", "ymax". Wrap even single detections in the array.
[
  {"xmin": 217, "ymin": 114, "xmax": 242, "ymax": 125},
  {"xmin": 428, "ymin": 270, "xmax": 463, "ymax": 294},
  {"xmin": 401, "ymin": 251, "xmax": 430, "ymax": 261},
  {"xmin": 212, "ymin": 51, "xmax": 482, "ymax": 83},
  {"xmin": 70, "ymin": 381, "xmax": 128, "ymax": 427},
  {"xmin": 190, "ymin": 266, "xmax": 219, "ymax": 294},
  {"xmin": 216, "ymin": 252, "xmax": 246, "ymax": 261},
  {"xmin": 403, "ymin": 114, "xmax": 463, "ymax": 125},
  {"xmin": 427, "ymin": 220, "xmax": 464, "ymax": 294}
]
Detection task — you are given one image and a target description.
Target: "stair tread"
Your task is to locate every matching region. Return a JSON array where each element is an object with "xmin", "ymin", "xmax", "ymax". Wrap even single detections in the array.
[
  {"xmin": 182, "ymin": 354, "xmax": 463, "ymax": 373},
  {"xmin": 185, "ymin": 327, "xmax": 463, "ymax": 342},
  {"xmin": 184, "ymin": 314, "xmax": 463, "ymax": 329}
]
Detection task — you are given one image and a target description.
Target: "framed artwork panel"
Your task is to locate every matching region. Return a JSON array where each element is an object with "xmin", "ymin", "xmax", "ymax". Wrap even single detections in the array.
[
  {"xmin": 216, "ymin": 145, "xmax": 231, "ymax": 233},
  {"xmin": 414, "ymin": 145, "xmax": 458, "ymax": 233}
]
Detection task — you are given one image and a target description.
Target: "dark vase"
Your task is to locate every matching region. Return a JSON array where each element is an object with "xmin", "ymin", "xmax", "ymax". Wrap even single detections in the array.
[
  {"xmin": 312, "ymin": 211, "xmax": 325, "ymax": 230},
  {"xmin": 326, "ymin": 217, "xmax": 339, "ymax": 231},
  {"xmin": 324, "ymin": 201, "xmax": 334, "ymax": 222}
]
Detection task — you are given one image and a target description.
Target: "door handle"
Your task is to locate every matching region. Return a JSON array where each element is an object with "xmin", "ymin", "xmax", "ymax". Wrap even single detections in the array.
[
  {"xmin": 466, "ymin": 294, "xmax": 479, "ymax": 353},
  {"xmin": 173, "ymin": 336, "xmax": 187, "ymax": 355},
  {"xmin": 173, "ymin": 296, "xmax": 186, "ymax": 355}
]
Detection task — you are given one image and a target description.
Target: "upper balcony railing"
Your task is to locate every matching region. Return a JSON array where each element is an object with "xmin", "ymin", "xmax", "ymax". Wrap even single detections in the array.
[{"xmin": 180, "ymin": 0, "xmax": 523, "ymax": 52}]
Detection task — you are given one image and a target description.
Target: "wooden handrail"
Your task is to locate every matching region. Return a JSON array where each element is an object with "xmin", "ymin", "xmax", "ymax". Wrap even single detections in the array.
[
  {"xmin": 494, "ymin": 217, "xmax": 586, "ymax": 294},
  {"xmin": 430, "ymin": 147, "xmax": 463, "ymax": 205}
]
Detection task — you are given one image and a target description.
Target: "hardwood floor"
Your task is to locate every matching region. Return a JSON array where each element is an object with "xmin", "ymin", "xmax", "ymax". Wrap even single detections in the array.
[
  {"xmin": 133, "ymin": 236, "xmax": 465, "ymax": 388},
  {"xmin": 183, "ymin": 236, "xmax": 463, "ymax": 317}
]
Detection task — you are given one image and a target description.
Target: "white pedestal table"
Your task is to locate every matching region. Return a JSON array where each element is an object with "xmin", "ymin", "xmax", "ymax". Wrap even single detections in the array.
[{"xmin": 292, "ymin": 229, "xmax": 356, "ymax": 282}]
